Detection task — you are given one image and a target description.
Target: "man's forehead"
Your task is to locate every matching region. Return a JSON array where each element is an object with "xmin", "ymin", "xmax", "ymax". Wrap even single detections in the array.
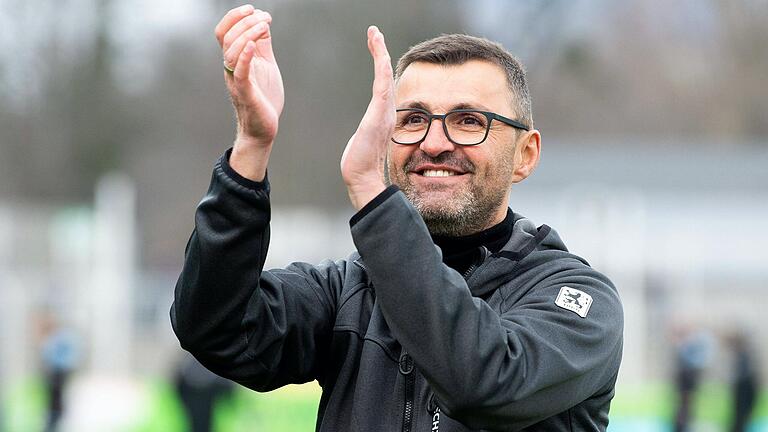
[{"xmin": 395, "ymin": 60, "xmax": 512, "ymax": 112}]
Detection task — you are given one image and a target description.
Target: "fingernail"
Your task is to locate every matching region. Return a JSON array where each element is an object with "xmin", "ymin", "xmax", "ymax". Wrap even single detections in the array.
[
  {"xmin": 255, "ymin": 22, "xmax": 266, "ymax": 31},
  {"xmin": 239, "ymin": 4, "xmax": 254, "ymax": 14}
]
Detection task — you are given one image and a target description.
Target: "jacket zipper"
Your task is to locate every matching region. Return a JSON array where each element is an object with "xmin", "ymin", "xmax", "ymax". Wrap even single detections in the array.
[
  {"xmin": 462, "ymin": 262, "xmax": 477, "ymax": 280},
  {"xmin": 399, "ymin": 349, "xmax": 415, "ymax": 432},
  {"xmin": 398, "ymin": 247, "xmax": 486, "ymax": 432},
  {"xmin": 463, "ymin": 246, "xmax": 489, "ymax": 280}
]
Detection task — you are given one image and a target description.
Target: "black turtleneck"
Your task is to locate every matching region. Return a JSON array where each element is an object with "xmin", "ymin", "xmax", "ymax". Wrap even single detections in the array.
[{"xmin": 431, "ymin": 209, "xmax": 515, "ymax": 276}]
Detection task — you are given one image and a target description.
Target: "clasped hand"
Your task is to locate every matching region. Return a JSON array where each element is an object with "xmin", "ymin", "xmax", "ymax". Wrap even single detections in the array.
[{"xmin": 219, "ymin": 5, "xmax": 393, "ymax": 208}]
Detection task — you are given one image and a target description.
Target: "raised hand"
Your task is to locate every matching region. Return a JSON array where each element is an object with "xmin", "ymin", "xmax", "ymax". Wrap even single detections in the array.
[
  {"xmin": 340, "ymin": 26, "xmax": 395, "ymax": 210},
  {"xmin": 215, "ymin": 4, "xmax": 284, "ymax": 181}
]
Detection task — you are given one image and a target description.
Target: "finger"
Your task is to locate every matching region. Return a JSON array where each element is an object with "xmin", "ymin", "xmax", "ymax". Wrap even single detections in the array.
[
  {"xmin": 367, "ymin": 26, "xmax": 393, "ymax": 101},
  {"xmin": 215, "ymin": 4, "xmax": 255, "ymax": 45},
  {"xmin": 252, "ymin": 18, "xmax": 276, "ymax": 63},
  {"xmin": 222, "ymin": 10, "xmax": 272, "ymax": 50},
  {"xmin": 232, "ymin": 41, "xmax": 258, "ymax": 95},
  {"xmin": 367, "ymin": 26, "xmax": 375, "ymax": 58},
  {"xmin": 224, "ymin": 21, "xmax": 270, "ymax": 72},
  {"xmin": 363, "ymin": 27, "xmax": 394, "ymax": 134}
]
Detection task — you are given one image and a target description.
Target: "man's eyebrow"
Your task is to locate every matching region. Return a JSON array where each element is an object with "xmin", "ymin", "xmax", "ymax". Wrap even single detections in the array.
[
  {"xmin": 398, "ymin": 100, "xmax": 430, "ymax": 110},
  {"xmin": 452, "ymin": 102, "xmax": 491, "ymax": 111},
  {"xmin": 396, "ymin": 101, "xmax": 493, "ymax": 112}
]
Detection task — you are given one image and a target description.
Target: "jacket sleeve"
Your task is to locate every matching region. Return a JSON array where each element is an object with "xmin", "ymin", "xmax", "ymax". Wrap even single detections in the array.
[
  {"xmin": 350, "ymin": 188, "xmax": 623, "ymax": 431},
  {"xmin": 170, "ymin": 151, "xmax": 342, "ymax": 391}
]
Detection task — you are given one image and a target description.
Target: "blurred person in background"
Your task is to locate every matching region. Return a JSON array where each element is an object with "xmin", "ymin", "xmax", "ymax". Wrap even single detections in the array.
[
  {"xmin": 672, "ymin": 325, "xmax": 714, "ymax": 432},
  {"xmin": 36, "ymin": 310, "xmax": 79, "ymax": 432},
  {"xmin": 174, "ymin": 352, "xmax": 234, "ymax": 432},
  {"xmin": 727, "ymin": 330, "xmax": 760, "ymax": 432},
  {"xmin": 172, "ymin": 4, "xmax": 623, "ymax": 431}
]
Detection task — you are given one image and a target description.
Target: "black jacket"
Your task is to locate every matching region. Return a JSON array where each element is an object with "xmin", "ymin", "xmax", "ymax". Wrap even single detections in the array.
[{"xmin": 171, "ymin": 152, "xmax": 624, "ymax": 431}]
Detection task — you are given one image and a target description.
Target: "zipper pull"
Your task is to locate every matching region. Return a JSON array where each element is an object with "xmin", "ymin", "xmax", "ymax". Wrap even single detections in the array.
[
  {"xmin": 399, "ymin": 349, "xmax": 415, "ymax": 432},
  {"xmin": 480, "ymin": 245, "xmax": 491, "ymax": 260},
  {"xmin": 398, "ymin": 350, "xmax": 414, "ymax": 375}
]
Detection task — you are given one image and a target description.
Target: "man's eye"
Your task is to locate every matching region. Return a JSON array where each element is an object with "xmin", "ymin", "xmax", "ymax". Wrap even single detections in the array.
[
  {"xmin": 399, "ymin": 113, "xmax": 428, "ymax": 127},
  {"xmin": 406, "ymin": 114, "xmax": 427, "ymax": 124},
  {"xmin": 452, "ymin": 113, "xmax": 486, "ymax": 128}
]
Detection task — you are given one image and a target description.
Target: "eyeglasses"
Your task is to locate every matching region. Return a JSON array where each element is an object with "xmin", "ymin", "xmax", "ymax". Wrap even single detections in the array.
[{"xmin": 392, "ymin": 108, "xmax": 530, "ymax": 146}]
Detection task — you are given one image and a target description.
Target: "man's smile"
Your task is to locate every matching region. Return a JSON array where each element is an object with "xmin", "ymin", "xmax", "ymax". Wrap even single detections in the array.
[
  {"xmin": 405, "ymin": 162, "xmax": 472, "ymax": 191},
  {"xmin": 422, "ymin": 169, "xmax": 456, "ymax": 177},
  {"xmin": 409, "ymin": 162, "xmax": 470, "ymax": 176}
]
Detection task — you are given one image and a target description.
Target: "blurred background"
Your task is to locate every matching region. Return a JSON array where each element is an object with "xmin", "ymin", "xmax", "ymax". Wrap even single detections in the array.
[{"xmin": 1, "ymin": 0, "xmax": 767, "ymax": 430}]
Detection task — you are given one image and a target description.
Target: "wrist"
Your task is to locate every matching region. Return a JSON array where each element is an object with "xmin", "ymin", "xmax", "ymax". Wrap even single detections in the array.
[
  {"xmin": 234, "ymin": 132, "xmax": 274, "ymax": 150},
  {"xmin": 230, "ymin": 139, "xmax": 273, "ymax": 182},
  {"xmin": 346, "ymin": 180, "xmax": 387, "ymax": 211}
]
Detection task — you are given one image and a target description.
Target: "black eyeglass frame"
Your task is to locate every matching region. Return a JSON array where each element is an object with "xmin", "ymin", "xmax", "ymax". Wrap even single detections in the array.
[{"xmin": 392, "ymin": 108, "xmax": 530, "ymax": 146}]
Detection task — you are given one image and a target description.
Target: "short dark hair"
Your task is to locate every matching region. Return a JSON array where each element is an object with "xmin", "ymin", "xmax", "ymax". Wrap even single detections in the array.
[{"xmin": 395, "ymin": 34, "xmax": 533, "ymax": 129}]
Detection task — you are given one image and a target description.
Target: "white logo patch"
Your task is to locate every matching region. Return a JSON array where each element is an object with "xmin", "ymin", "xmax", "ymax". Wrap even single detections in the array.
[{"xmin": 555, "ymin": 286, "xmax": 593, "ymax": 318}]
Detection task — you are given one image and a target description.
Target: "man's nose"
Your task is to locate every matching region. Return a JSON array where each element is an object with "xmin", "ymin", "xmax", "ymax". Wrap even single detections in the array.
[{"xmin": 419, "ymin": 120, "xmax": 456, "ymax": 157}]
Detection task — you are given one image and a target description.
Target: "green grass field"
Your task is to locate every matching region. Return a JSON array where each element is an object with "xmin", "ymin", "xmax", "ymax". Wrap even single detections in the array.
[{"xmin": 4, "ymin": 377, "xmax": 767, "ymax": 431}]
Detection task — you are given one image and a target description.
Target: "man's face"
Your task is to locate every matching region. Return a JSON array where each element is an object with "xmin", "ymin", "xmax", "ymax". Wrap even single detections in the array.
[{"xmin": 387, "ymin": 60, "xmax": 527, "ymax": 236}]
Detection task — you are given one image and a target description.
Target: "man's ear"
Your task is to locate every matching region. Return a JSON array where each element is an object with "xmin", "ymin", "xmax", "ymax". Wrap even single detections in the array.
[{"xmin": 511, "ymin": 129, "xmax": 541, "ymax": 184}]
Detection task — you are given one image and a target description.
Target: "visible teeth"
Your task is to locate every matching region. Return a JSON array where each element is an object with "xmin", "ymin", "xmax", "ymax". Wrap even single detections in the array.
[{"xmin": 422, "ymin": 170, "xmax": 455, "ymax": 177}]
